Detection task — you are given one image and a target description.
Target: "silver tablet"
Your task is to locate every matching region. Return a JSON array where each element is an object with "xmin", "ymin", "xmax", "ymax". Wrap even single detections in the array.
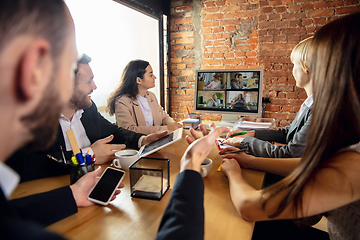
[{"xmin": 138, "ymin": 128, "xmax": 183, "ymax": 158}]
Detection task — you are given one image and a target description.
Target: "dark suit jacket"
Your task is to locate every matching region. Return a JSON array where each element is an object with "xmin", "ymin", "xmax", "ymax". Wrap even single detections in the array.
[
  {"xmin": 156, "ymin": 170, "xmax": 204, "ymax": 240},
  {"xmin": 7, "ymin": 101, "xmax": 145, "ymax": 182},
  {"xmin": 241, "ymin": 106, "xmax": 312, "ymax": 158},
  {"xmin": 1, "ymin": 186, "xmax": 76, "ymax": 239}
]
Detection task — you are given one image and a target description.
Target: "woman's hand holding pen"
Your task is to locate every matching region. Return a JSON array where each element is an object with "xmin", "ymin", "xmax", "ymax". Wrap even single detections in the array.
[
  {"xmin": 221, "ymin": 136, "xmax": 243, "ymax": 147},
  {"xmin": 221, "ymin": 130, "xmax": 254, "ymax": 147},
  {"xmin": 218, "ymin": 146, "xmax": 240, "ymax": 155},
  {"xmin": 220, "ymin": 148, "xmax": 253, "ymax": 169},
  {"xmin": 225, "ymin": 130, "xmax": 255, "ymax": 139},
  {"xmin": 69, "ymin": 167, "xmax": 124, "ymax": 207}
]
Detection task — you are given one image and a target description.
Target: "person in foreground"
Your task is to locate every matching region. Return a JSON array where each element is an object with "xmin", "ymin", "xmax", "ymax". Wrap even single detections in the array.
[
  {"xmin": 156, "ymin": 126, "xmax": 229, "ymax": 240},
  {"xmin": 183, "ymin": 12, "xmax": 360, "ymax": 240},
  {"xmin": 107, "ymin": 59, "xmax": 182, "ymax": 134},
  {"xmin": 0, "ymin": 0, "xmax": 122, "ymax": 239},
  {"xmin": 219, "ymin": 12, "xmax": 360, "ymax": 240},
  {"xmin": 222, "ymin": 37, "xmax": 314, "ymax": 158},
  {"xmin": 7, "ymin": 54, "xmax": 166, "ymax": 182}
]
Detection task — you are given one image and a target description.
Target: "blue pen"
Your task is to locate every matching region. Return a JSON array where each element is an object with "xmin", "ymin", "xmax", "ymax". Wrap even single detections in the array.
[
  {"xmin": 85, "ymin": 154, "xmax": 92, "ymax": 164},
  {"xmin": 76, "ymin": 153, "xmax": 85, "ymax": 165}
]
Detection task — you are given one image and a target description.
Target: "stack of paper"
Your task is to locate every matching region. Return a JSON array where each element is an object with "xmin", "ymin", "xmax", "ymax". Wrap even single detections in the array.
[
  {"xmin": 182, "ymin": 118, "xmax": 200, "ymax": 129},
  {"xmin": 236, "ymin": 121, "xmax": 272, "ymax": 130}
]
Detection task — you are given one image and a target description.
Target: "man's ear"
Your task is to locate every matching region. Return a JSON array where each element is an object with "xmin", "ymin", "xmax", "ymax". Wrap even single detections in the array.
[{"xmin": 16, "ymin": 39, "xmax": 51, "ymax": 101}]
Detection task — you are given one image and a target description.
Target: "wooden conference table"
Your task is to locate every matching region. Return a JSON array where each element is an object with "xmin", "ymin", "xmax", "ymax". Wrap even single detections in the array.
[{"xmin": 10, "ymin": 130, "xmax": 265, "ymax": 240}]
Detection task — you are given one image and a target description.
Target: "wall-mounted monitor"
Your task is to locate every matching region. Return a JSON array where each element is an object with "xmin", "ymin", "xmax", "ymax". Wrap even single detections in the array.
[{"xmin": 195, "ymin": 69, "xmax": 263, "ymax": 127}]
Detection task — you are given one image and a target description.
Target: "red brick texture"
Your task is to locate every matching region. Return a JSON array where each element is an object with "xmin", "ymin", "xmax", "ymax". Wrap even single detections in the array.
[{"xmin": 169, "ymin": 0, "xmax": 360, "ymax": 127}]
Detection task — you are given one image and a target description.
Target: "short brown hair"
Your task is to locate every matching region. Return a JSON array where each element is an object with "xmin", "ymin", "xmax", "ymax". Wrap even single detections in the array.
[{"xmin": 0, "ymin": 0, "xmax": 69, "ymax": 61}]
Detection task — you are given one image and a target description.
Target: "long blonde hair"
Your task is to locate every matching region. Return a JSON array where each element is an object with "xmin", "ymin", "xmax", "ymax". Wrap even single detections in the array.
[{"xmin": 262, "ymin": 12, "xmax": 360, "ymax": 218}]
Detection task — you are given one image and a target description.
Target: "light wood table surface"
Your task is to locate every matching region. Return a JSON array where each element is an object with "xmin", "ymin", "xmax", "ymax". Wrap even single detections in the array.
[{"xmin": 11, "ymin": 130, "xmax": 265, "ymax": 240}]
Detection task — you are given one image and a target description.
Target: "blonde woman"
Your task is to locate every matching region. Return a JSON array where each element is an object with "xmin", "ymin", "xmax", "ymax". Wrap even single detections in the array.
[{"xmin": 223, "ymin": 37, "xmax": 314, "ymax": 158}]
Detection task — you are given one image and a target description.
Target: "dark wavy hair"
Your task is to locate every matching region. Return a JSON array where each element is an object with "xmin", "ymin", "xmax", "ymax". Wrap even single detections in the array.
[
  {"xmin": 261, "ymin": 11, "xmax": 360, "ymax": 218},
  {"xmin": 107, "ymin": 59, "xmax": 149, "ymax": 115}
]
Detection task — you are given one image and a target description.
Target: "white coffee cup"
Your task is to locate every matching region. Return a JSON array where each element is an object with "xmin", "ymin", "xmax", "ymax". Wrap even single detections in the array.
[
  {"xmin": 200, "ymin": 158, "xmax": 213, "ymax": 177},
  {"xmin": 113, "ymin": 150, "xmax": 139, "ymax": 170}
]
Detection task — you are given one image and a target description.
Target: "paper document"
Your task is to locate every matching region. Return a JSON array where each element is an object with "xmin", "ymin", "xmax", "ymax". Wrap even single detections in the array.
[
  {"xmin": 236, "ymin": 121, "xmax": 272, "ymax": 130},
  {"xmin": 183, "ymin": 118, "xmax": 199, "ymax": 123}
]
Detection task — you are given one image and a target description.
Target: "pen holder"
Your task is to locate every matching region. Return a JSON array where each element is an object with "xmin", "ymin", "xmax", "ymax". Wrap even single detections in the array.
[
  {"xmin": 188, "ymin": 112, "xmax": 202, "ymax": 123},
  {"xmin": 68, "ymin": 162, "xmax": 95, "ymax": 184},
  {"xmin": 129, "ymin": 157, "xmax": 170, "ymax": 200},
  {"xmin": 183, "ymin": 112, "xmax": 202, "ymax": 129}
]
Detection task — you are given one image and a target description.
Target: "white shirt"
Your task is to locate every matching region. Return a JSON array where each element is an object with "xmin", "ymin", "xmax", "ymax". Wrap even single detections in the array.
[
  {"xmin": 59, "ymin": 109, "xmax": 93, "ymax": 156},
  {"xmin": 296, "ymin": 94, "xmax": 313, "ymax": 120},
  {"xmin": 59, "ymin": 109, "xmax": 145, "ymax": 153},
  {"xmin": 0, "ymin": 161, "xmax": 20, "ymax": 199},
  {"xmin": 137, "ymin": 94, "xmax": 154, "ymax": 126},
  {"xmin": 206, "ymin": 80, "xmax": 221, "ymax": 89}
]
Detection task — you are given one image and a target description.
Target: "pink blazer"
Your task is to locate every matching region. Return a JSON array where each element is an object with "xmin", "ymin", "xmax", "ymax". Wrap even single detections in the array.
[{"xmin": 114, "ymin": 91, "xmax": 174, "ymax": 134}]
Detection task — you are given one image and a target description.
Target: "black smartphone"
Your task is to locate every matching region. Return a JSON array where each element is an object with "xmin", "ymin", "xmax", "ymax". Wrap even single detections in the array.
[{"xmin": 87, "ymin": 167, "xmax": 125, "ymax": 205}]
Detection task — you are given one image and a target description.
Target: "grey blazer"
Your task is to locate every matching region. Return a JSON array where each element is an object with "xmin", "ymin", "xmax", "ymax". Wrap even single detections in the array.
[{"xmin": 240, "ymin": 106, "xmax": 312, "ymax": 158}]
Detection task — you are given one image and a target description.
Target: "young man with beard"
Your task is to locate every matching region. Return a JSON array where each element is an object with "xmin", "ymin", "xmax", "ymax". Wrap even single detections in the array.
[
  {"xmin": 0, "ymin": 0, "xmax": 123, "ymax": 239},
  {"xmin": 8, "ymin": 54, "xmax": 167, "ymax": 182}
]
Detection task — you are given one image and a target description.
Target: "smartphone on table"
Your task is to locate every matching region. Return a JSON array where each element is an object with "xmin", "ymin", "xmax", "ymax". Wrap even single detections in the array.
[{"xmin": 87, "ymin": 167, "xmax": 125, "ymax": 205}]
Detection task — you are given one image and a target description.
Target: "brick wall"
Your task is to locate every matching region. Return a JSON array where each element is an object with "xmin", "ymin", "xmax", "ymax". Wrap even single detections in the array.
[{"xmin": 169, "ymin": 0, "xmax": 360, "ymax": 127}]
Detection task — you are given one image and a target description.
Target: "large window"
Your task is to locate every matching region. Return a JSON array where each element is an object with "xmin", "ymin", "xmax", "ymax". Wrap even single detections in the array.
[{"xmin": 65, "ymin": 0, "xmax": 160, "ymax": 122}]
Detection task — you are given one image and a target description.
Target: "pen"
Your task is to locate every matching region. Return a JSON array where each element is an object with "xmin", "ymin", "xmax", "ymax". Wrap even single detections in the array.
[
  {"xmin": 85, "ymin": 153, "xmax": 92, "ymax": 164},
  {"xmin": 229, "ymin": 132, "xmax": 247, "ymax": 138},
  {"xmin": 219, "ymin": 148, "xmax": 248, "ymax": 155},
  {"xmin": 217, "ymin": 149, "xmax": 248, "ymax": 172},
  {"xmin": 47, "ymin": 155, "xmax": 60, "ymax": 162},
  {"xmin": 215, "ymin": 140, "xmax": 221, "ymax": 151},
  {"xmin": 186, "ymin": 106, "xmax": 191, "ymax": 115},
  {"xmin": 59, "ymin": 145, "xmax": 67, "ymax": 164},
  {"xmin": 71, "ymin": 156, "xmax": 78, "ymax": 165},
  {"xmin": 76, "ymin": 152, "xmax": 85, "ymax": 165}
]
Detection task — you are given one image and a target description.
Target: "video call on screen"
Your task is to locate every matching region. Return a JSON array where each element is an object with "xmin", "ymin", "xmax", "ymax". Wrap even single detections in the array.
[{"xmin": 196, "ymin": 70, "xmax": 261, "ymax": 114}]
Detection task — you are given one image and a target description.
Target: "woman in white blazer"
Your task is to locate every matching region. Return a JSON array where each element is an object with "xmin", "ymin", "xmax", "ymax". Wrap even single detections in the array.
[{"xmin": 107, "ymin": 60, "xmax": 182, "ymax": 135}]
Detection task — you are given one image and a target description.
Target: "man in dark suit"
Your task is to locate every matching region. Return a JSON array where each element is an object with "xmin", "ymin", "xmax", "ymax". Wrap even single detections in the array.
[
  {"xmin": 0, "ymin": 0, "xmax": 122, "ymax": 239},
  {"xmin": 7, "ymin": 54, "xmax": 166, "ymax": 182}
]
